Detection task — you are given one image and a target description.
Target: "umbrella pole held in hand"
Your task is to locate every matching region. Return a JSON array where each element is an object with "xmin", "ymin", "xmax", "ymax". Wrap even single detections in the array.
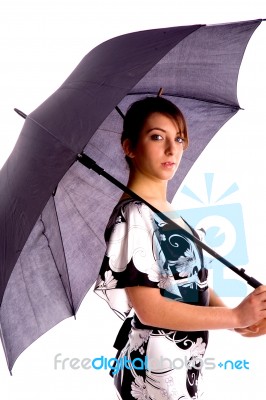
[{"xmin": 77, "ymin": 152, "xmax": 263, "ymax": 289}]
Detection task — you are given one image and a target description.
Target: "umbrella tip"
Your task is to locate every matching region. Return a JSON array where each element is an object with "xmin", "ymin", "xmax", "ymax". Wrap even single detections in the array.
[
  {"xmin": 115, "ymin": 106, "xmax": 125, "ymax": 120},
  {"xmin": 157, "ymin": 88, "xmax": 163, "ymax": 97},
  {"xmin": 14, "ymin": 108, "xmax": 27, "ymax": 119}
]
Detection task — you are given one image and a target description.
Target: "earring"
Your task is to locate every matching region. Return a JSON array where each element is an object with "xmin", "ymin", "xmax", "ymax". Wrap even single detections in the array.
[{"xmin": 127, "ymin": 152, "xmax": 135, "ymax": 158}]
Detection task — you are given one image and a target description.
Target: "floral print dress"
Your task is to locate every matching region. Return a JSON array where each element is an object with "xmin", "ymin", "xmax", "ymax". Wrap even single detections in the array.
[{"xmin": 94, "ymin": 198, "xmax": 209, "ymax": 400}]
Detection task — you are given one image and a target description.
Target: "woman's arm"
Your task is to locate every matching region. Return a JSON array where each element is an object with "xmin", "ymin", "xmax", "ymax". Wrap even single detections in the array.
[
  {"xmin": 208, "ymin": 288, "xmax": 266, "ymax": 336},
  {"xmin": 126, "ymin": 285, "xmax": 266, "ymax": 331}
]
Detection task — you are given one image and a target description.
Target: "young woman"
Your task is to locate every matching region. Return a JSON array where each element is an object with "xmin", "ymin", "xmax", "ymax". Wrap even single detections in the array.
[{"xmin": 94, "ymin": 96, "xmax": 266, "ymax": 399}]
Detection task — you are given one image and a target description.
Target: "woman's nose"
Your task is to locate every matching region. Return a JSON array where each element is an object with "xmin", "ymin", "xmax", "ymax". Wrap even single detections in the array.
[{"xmin": 165, "ymin": 139, "xmax": 177, "ymax": 155}]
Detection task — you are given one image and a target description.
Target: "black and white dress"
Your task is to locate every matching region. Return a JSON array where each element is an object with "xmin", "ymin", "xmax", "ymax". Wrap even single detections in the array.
[{"xmin": 94, "ymin": 198, "xmax": 209, "ymax": 400}]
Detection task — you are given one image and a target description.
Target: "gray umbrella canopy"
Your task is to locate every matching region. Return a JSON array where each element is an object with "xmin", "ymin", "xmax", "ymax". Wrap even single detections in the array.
[{"xmin": 0, "ymin": 19, "xmax": 263, "ymax": 372}]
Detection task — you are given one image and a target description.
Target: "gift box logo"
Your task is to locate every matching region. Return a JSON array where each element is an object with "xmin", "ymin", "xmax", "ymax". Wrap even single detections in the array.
[
  {"xmin": 179, "ymin": 203, "xmax": 248, "ymax": 267},
  {"xmin": 175, "ymin": 173, "xmax": 248, "ymax": 297}
]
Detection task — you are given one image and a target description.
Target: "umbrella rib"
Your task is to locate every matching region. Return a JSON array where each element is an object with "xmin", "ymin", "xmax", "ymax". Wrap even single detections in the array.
[
  {"xmin": 128, "ymin": 92, "xmax": 242, "ymax": 110},
  {"xmin": 40, "ymin": 201, "xmax": 76, "ymax": 316},
  {"xmin": 19, "ymin": 257, "xmax": 42, "ymax": 331},
  {"xmin": 76, "ymin": 175, "xmax": 118, "ymax": 203},
  {"xmin": 60, "ymin": 181, "xmax": 106, "ymax": 249},
  {"xmin": 0, "ymin": 322, "xmax": 11, "ymax": 374},
  {"xmin": 27, "ymin": 116, "xmax": 77, "ymax": 153}
]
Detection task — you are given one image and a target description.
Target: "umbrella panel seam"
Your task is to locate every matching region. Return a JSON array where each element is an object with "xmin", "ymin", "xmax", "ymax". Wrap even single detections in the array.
[
  {"xmin": 0, "ymin": 320, "xmax": 11, "ymax": 373},
  {"xmin": 59, "ymin": 180, "xmax": 106, "ymax": 251},
  {"xmin": 41, "ymin": 200, "xmax": 76, "ymax": 315},
  {"xmin": 19, "ymin": 257, "xmax": 42, "ymax": 332},
  {"xmin": 72, "ymin": 171, "xmax": 119, "ymax": 203},
  {"xmin": 27, "ymin": 116, "xmax": 77, "ymax": 154},
  {"xmin": 128, "ymin": 92, "xmax": 242, "ymax": 109}
]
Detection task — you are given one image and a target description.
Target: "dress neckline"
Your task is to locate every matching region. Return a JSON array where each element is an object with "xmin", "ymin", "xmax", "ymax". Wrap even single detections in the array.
[{"xmin": 117, "ymin": 196, "xmax": 194, "ymax": 234}]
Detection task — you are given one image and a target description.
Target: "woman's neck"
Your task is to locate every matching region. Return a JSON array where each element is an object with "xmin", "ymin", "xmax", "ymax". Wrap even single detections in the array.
[{"xmin": 123, "ymin": 170, "xmax": 170, "ymax": 209}]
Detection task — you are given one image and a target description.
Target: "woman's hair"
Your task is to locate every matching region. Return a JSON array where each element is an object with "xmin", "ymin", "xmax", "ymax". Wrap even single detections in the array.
[{"xmin": 121, "ymin": 96, "xmax": 188, "ymax": 165}]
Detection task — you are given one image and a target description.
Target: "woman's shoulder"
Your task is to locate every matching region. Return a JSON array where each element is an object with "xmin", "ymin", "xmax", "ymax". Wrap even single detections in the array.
[
  {"xmin": 104, "ymin": 198, "xmax": 151, "ymax": 240},
  {"xmin": 114, "ymin": 197, "xmax": 149, "ymax": 216}
]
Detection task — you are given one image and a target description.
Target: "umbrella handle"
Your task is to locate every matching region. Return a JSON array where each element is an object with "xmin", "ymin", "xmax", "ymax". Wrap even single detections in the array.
[{"xmin": 77, "ymin": 153, "xmax": 263, "ymax": 289}]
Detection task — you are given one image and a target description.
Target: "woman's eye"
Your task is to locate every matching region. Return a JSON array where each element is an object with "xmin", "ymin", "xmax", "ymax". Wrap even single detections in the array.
[
  {"xmin": 176, "ymin": 136, "xmax": 184, "ymax": 143},
  {"xmin": 151, "ymin": 134, "xmax": 163, "ymax": 140}
]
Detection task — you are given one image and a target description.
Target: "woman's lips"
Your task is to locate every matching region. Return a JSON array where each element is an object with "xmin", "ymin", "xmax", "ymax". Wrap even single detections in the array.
[{"xmin": 161, "ymin": 162, "xmax": 176, "ymax": 168}]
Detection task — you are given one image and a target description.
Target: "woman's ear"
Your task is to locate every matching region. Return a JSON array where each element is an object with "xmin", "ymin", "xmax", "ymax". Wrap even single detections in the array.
[{"xmin": 122, "ymin": 139, "xmax": 135, "ymax": 159}]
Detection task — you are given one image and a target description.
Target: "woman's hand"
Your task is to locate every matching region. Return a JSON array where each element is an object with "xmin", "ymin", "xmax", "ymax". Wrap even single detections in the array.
[
  {"xmin": 234, "ymin": 318, "xmax": 266, "ymax": 337},
  {"xmin": 233, "ymin": 285, "xmax": 266, "ymax": 328}
]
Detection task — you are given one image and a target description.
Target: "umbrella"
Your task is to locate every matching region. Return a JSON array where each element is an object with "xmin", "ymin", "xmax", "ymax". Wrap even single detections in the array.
[{"xmin": 0, "ymin": 18, "xmax": 264, "ymax": 373}]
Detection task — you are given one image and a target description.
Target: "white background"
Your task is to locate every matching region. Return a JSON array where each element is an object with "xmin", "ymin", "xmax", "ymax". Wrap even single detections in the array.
[{"xmin": 0, "ymin": 1, "xmax": 266, "ymax": 399}]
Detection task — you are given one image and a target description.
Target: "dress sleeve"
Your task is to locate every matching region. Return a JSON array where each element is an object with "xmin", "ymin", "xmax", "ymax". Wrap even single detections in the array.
[{"xmin": 94, "ymin": 201, "xmax": 162, "ymax": 320}]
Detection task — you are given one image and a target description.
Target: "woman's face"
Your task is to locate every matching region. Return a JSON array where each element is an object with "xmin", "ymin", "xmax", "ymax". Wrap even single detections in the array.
[{"xmin": 126, "ymin": 112, "xmax": 184, "ymax": 182}]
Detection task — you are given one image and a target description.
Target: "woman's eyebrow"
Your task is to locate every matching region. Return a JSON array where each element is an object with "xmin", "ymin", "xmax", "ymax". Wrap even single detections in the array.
[
  {"xmin": 146, "ymin": 127, "xmax": 181, "ymax": 134},
  {"xmin": 146, "ymin": 127, "xmax": 166, "ymax": 133}
]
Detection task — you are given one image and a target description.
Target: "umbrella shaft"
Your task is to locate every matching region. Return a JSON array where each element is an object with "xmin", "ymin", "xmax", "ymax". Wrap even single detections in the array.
[{"xmin": 77, "ymin": 153, "xmax": 262, "ymax": 289}]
